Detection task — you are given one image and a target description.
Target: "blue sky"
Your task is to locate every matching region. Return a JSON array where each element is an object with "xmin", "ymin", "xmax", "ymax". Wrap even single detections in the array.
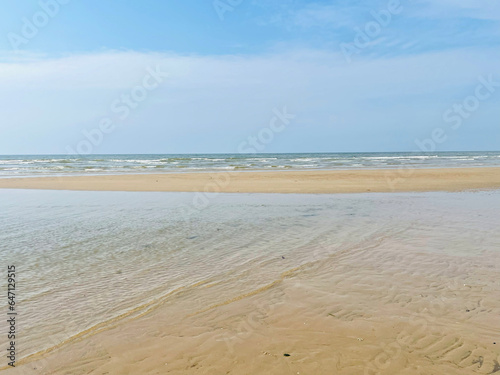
[{"xmin": 0, "ymin": 0, "xmax": 499, "ymax": 154}]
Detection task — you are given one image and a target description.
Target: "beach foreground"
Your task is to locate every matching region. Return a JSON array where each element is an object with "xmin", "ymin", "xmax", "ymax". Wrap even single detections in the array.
[
  {"xmin": 9, "ymin": 249, "xmax": 500, "ymax": 375},
  {"xmin": 1, "ymin": 190, "xmax": 499, "ymax": 374},
  {"xmin": 1, "ymin": 167, "xmax": 500, "ymax": 193}
]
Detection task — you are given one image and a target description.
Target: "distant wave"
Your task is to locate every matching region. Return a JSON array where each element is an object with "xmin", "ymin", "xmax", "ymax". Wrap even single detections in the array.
[{"xmin": 0, "ymin": 152, "xmax": 499, "ymax": 178}]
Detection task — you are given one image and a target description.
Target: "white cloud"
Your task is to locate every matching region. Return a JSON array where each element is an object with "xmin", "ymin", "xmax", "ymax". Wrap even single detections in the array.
[
  {"xmin": 0, "ymin": 47, "xmax": 498, "ymax": 154},
  {"xmin": 291, "ymin": 3, "xmax": 364, "ymax": 29}
]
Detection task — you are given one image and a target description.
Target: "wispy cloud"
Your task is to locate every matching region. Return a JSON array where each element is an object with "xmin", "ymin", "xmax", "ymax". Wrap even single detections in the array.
[
  {"xmin": 414, "ymin": 0, "xmax": 500, "ymax": 21},
  {"xmin": 290, "ymin": 2, "xmax": 367, "ymax": 29},
  {"xmin": 251, "ymin": 0, "xmax": 500, "ymax": 60},
  {"xmin": 1, "ymin": 47, "xmax": 498, "ymax": 154}
]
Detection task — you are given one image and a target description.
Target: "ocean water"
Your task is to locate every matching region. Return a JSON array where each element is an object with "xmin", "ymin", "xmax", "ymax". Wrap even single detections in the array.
[
  {"xmin": 0, "ymin": 189, "xmax": 499, "ymax": 362},
  {"xmin": 0, "ymin": 151, "xmax": 500, "ymax": 177}
]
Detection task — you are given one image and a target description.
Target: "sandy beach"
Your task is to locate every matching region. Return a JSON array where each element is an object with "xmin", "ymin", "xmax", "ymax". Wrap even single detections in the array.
[
  {"xmin": 1, "ymin": 188, "xmax": 499, "ymax": 375},
  {"xmin": 4, "ymin": 213, "xmax": 500, "ymax": 375},
  {"xmin": 1, "ymin": 167, "xmax": 500, "ymax": 193}
]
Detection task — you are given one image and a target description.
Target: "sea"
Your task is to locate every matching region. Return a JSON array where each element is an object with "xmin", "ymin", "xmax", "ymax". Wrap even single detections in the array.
[{"xmin": 0, "ymin": 151, "xmax": 499, "ymax": 178}]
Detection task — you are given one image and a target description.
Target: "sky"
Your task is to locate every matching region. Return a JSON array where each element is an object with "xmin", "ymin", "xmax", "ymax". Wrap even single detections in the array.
[{"xmin": 0, "ymin": 0, "xmax": 499, "ymax": 154}]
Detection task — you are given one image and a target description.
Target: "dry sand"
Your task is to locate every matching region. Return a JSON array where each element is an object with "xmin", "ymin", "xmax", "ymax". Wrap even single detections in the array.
[{"xmin": 1, "ymin": 167, "xmax": 500, "ymax": 193}]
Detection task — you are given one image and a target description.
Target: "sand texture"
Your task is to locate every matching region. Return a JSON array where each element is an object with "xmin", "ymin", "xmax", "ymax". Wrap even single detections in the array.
[
  {"xmin": 1, "ymin": 167, "xmax": 500, "ymax": 193},
  {"xmin": 4, "ymin": 233, "xmax": 500, "ymax": 374}
]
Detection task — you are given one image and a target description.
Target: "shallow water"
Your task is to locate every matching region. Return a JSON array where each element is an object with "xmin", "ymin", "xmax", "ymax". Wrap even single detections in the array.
[{"xmin": 0, "ymin": 189, "xmax": 499, "ymax": 362}]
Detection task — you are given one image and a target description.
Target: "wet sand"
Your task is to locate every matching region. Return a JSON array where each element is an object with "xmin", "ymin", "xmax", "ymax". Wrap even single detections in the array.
[
  {"xmin": 5, "ymin": 233, "xmax": 500, "ymax": 374},
  {"xmin": 2, "ymin": 175, "xmax": 499, "ymax": 375},
  {"xmin": 1, "ymin": 167, "xmax": 500, "ymax": 193}
]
